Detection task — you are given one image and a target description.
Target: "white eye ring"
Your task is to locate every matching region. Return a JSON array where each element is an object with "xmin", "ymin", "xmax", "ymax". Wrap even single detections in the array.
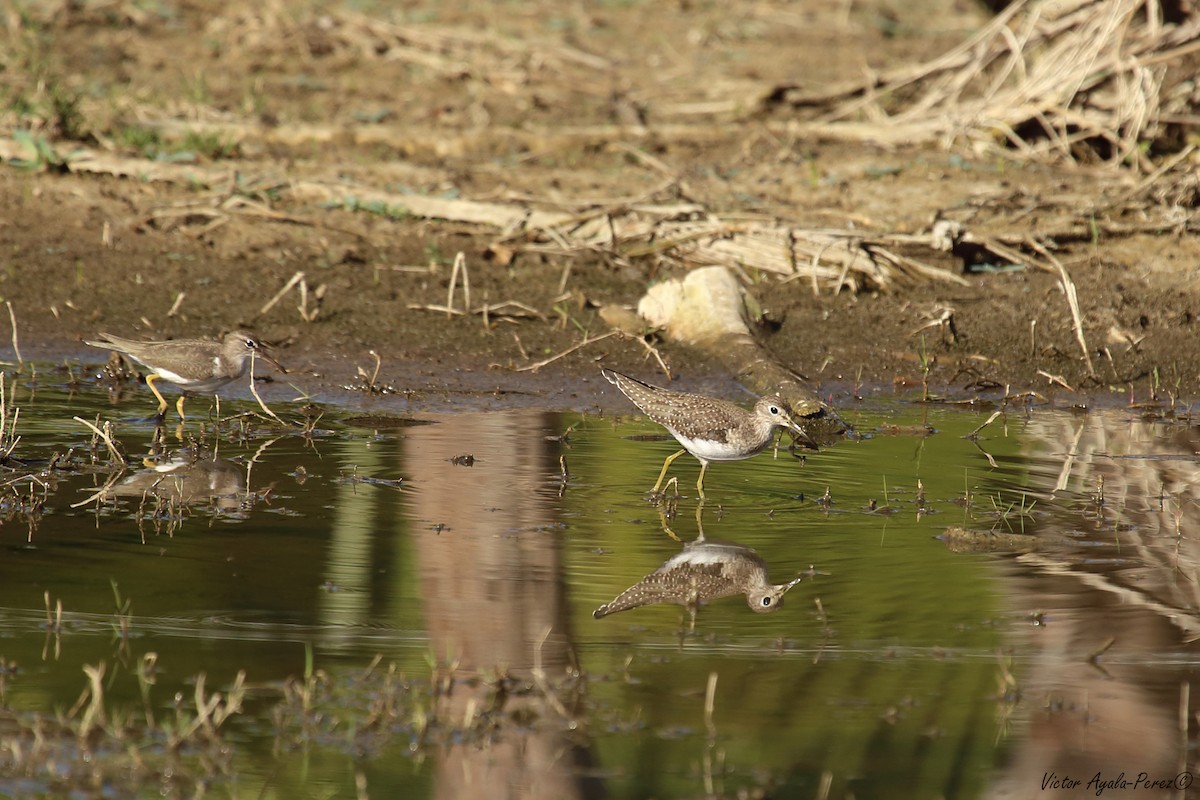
[
  {"xmin": 762, "ymin": 597, "xmax": 773, "ymax": 606},
  {"xmin": 768, "ymin": 405, "xmax": 780, "ymax": 415}
]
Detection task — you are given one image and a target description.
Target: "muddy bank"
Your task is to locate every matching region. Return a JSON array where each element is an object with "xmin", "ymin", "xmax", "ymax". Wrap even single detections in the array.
[
  {"xmin": 2, "ymin": 0, "xmax": 1198, "ymax": 414},
  {"xmin": 4, "ymin": 163, "xmax": 1198, "ymax": 416}
]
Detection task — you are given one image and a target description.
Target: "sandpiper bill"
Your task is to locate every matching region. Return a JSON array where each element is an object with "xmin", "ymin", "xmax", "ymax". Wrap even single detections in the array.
[{"xmin": 602, "ymin": 368, "xmax": 814, "ymax": 499}]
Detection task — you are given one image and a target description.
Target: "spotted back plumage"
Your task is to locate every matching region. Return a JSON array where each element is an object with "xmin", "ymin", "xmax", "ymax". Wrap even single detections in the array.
[{"xmin": 602, "ymin": 368, "xmax": 807, "ymax": 461}]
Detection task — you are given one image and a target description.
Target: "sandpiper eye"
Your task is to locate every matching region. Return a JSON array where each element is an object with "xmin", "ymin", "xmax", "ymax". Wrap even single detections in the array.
[
  {"xmin": 762, "ymin": 596, "xmax": 773, "ymax": 607},
  {"xmin": 768, "ymin": 405, "xmax": 780, "ymax": 415},
  {"xmin": 244, "ymin": 338, "xmax": 258, "ymax": 349}
]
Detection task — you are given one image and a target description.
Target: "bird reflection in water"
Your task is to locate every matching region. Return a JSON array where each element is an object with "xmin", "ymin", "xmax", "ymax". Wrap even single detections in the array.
[
  {"xmin": 594, "ymin": 507, "xmax": 813, "ymax": 629},
  {"xmin": 93, "ymin": 450, "xmax": 264, "ymax": 536}
]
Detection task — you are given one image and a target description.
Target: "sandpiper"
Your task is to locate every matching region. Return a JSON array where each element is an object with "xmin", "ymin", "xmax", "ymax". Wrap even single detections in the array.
[
  {"xmin": 86, "ymin": 330, "xmax": 283, "ymax": 420},
  {"xmin": 601, "ymin": 368, "xmax": 815, "ymax": 499},
  {"xmin": 593, "ymin": 538, "xmax": 807, "ymax": 621}
]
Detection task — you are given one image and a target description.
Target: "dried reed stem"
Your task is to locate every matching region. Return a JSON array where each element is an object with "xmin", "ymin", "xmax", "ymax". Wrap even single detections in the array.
[
  {"xmin": 74, "ymin": 415, "xmax": 124, "ymax": 463},
  {"xmin": 703, "ymin": 671, "xmax": 718, "ymax": 738},
  {"xmin": 516, "ymin": 331, "xmax": 617, "ymax": 372},
  {"xmin": 6, "ymin": 302, "xmax": 20, "ymax": 366},
  {"xmin": 1031, "ymin": 240, "xmax": 1095, "ymax": 377},
  {"xmin": 259, "ymin": 271, "xmax": 304, "ymax": 317},
  {"xmin": 446, "ymin": 252, "xmax": 470, "ymax": 318},
  {"xmin": 248, "ymin": 353, "xmax": 285, "ymax": 424},
  {"xmin": 968, "ymin": 410, "xmax": 1003, "ymax": 439},
  {"xmin": 0, "ymin": 373, "xmax": 19, "ymax": 459}
]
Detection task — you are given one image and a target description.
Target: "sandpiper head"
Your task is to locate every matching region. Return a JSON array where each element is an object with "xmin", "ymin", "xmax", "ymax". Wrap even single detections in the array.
[
  {"xmin": 221, "ymin": 330, "xmax": 284, "ymax": 373},
  {"xmin": 753, "ymin": 395, "xmax": 819, "ymax": 450},
  {"xmin": 746, "ymin": 573, "xmax": 807, "ymax": 613},
  {"xmin": 753, "ymin": 396, "xmax": 803, "ymax": 434}
]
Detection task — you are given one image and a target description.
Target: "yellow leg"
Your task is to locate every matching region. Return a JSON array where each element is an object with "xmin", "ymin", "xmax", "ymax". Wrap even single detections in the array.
[
  {"xmin": 145, "ymin": 374, "xmax": 169, "ymax": 417},
  {"xmin": 175, "ymin": 394, "xmax": 187, "ymax": 421},
  {"xmin": 655, "ymin": 507, "xmax": 683, "ymax": 542},
  {"xmin": 695, "ymin": 461, "xmax": 709, "ymax": 501},
  {"xmin": 651, "ymin": 449, "xmax": 687, "ymax": 493}
]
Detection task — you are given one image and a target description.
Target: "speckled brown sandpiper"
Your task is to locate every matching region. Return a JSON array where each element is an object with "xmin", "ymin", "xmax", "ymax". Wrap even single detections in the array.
[
  {"xmin": 593, "ymin": 537, "xmax": 806, "ymax": 620},
  {"xmin": 602, "ymin": 368, "xmax": 815, "ymax": 499},
  {"xmin": 86, "ymin": 330, "xmax": 283, "ymax": 420}
]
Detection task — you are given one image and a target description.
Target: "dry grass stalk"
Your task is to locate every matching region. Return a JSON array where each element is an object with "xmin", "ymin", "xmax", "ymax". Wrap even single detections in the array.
[
  {"xmin": 530, "ymin": 626, "xmax": 573, "ymax": 722},
  {"xmin": 0, "ymin": 373, "xmax": 20, "ymax": 460},
  {"xmin": 408, "ymin": 298, "xmax": 545, "ymax": 322},
  {"xmin": 247, "ymin": 353, "xmax": 285, "ymax": 424},
  {"xmin": 259, "ymin": 271, "xmax": 305, "ymax": 317},
  {"xmin": 70, "ymin": 468, "xmax": 126, "ymax": 509},
  {"xmin": 774, "ymin": 0, "xmax": 1200, "ymax": 169},
  {"xmin": 516, "ymin": 331, "xmax": 617, "ymax": 373},
  {"xmin": 362, "ymin": 350, "xmax": 382, "ymax": 389},
  {"xmin": 1097, "ymin": 142, "xmax": 1199, "ymax": 210},
  {"xmin": 1029, "ymin": 239, "xmax": 1095, "ymax": 376},
  {"xmin": 703, "ymin": 671, "xmax": 718, "ymax": 738},
  {"xmin": 256, "ymin": 270, "xmax": 321, "ymax": 323},
  {"xmin": 1038, "ymin": 369, "xmax": 1076, "ymax": 391},
  {"xmin": 445, "ymin": 252, "xmax": 470, "ymax": 318},
  {"xmin": 968, "ymin": 409, "xmax": 1004, "ymax": 439},
  {"xmin": 74, "ymin": 415, "xmax": 125, "ymax": 464},
  {"xmin": 6, "ymin": 301, "xmax": 20, "ymax": 366},
  {"xmin": 479, "ymin": 300, "xmax": 543, "ymax": 319},
  {"xmin": 138, "ymin": 192, "xmax": 353, "ymax": 240},
  {"xmin": 297, "ymin": 277, "xmax": 323, "ymax": 322},
  {"xmin": 1181, "ymin": 682, "xmax": 1191, "ymax": 737},
  {"xmin": 75, "ymin": 662, "xmax": 108, "ymax": 737},
  {"xmin": 626, "ymin": 331, "xmax": 672, "ymax": 379},
  {"xmin": 174, "ymin": 672, "xmax": 246, "ymax": 742}
]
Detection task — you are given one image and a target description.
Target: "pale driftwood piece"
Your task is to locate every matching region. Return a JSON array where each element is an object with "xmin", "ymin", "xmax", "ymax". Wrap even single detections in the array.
[
  {"xmin": 594, "ymin": 219, "xmax": 971, "ymax": 291},
  {"xmin": 290, "ymin": 181, "xmax": 576, "ymax": 230},
  {"xmin": 637, "ymin": 267, "xmax": 825, "ymax": 417}
]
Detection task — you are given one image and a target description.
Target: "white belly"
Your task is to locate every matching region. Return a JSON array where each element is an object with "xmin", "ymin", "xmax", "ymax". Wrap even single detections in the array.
[{"xmin": 671, "ymin": 430, "xmax": 766, "ymax": 462}]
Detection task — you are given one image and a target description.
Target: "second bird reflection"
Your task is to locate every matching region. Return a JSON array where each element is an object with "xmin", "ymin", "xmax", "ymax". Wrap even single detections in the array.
[
  {"xmin": 594, "ymin": 508, "xmax": 811, "ymax": 628},
  {"xmin": 98, "ymin": 452, "xmax": 251, "ymax": 519}
]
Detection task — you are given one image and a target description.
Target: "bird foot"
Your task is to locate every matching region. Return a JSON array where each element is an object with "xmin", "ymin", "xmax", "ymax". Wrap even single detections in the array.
[{"xmin": 647, "ymin": 476, "xmax": 682, "ymax": 505}]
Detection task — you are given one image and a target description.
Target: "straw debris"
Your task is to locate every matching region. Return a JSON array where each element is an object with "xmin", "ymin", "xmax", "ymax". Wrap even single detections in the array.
[{"xmin": 765, "ymin": 0, "xmax": 1200, "ymax": 171}]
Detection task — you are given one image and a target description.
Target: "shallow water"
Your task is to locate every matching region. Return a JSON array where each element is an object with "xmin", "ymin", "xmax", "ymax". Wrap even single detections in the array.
[{"xmin": 0, "ymin": 371, "xmax": 1198, "ymax": 799}]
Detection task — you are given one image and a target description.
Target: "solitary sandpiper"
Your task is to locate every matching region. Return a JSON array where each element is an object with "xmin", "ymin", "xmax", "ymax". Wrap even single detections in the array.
[
  {"xmin": 593, "ymin": 537, "xmax": 807, "ymax": 622},
  {"xmin": 602, "ymin": 368, "xmax": 816, "ymax": 499},
  {"xmin": 86, "ymin": 330, "xmax": 284, "ymax": 420}
]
